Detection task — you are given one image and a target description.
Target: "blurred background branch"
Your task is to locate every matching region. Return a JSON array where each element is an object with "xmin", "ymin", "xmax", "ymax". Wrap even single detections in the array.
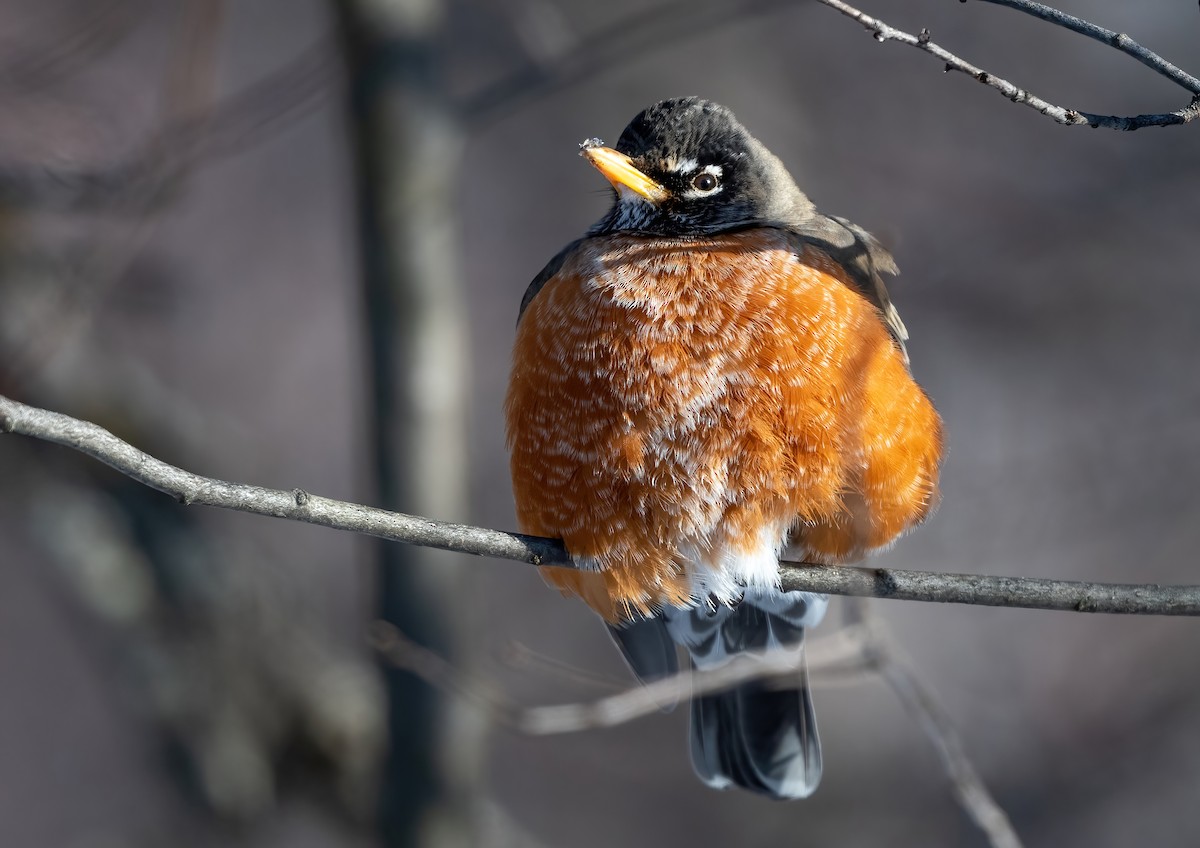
[
  {"xmin": 459, "ymin": 0, "xmax": 797, "ymax": 130},
  {"xmin": 371, "ymin": 620, "xmax": 873, "ymax": 736},
  {"xmin": 0, "ymin": 3, "xmax": 385, "ymax": 844},
  {"xmin": 0, "ymin": 38, "xmax": 334, "ymax": 213},
  {"xmin": 0, "ymin": 0, "xmax": 143, "ymax": 92},
  {"xmin": 0, "ymin": 0, "xmax": 226, "ymax": 396}
]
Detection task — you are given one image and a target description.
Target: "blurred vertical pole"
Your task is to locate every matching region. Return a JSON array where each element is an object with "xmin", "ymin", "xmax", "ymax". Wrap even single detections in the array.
[{"xmin": 334, "ymin": 2, "xmax": 481, "ymax": 846}]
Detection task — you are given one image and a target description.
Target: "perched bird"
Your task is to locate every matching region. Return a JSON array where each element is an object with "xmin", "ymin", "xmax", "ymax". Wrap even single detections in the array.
[{"xmin": 505, "ymin": 98, "xmax": 942, "ymax": 799}]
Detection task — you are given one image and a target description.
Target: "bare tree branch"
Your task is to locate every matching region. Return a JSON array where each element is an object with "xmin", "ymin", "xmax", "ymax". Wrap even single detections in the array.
[
  {"xmin": 465, "ymin": 0, "xmax": 1200, "ymax": 132},
  {"xmin": 815, "ymin": 0, "xmax": 1200, "ymax": 130},
  {"xmin": 4, "ymin": 393, "xmax": 1199, "ymax": 615},
  {"xmin": 977, "ymin": 0, "xmax": 1200, "ymax": 95}
]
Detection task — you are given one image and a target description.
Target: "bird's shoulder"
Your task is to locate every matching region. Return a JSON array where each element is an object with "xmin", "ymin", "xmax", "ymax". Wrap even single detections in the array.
[
  {"xmin": 517, "ymin": 237, "xmax": 586, "ymax": 325},
  {"xmin": 780, "ymin": 215, "xmax": 909, "ymax": 363}
]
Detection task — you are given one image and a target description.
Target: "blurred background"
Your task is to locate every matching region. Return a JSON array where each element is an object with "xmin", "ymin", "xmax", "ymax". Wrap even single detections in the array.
[{"xmin": 1, "ymin": 1, "xmax": 1198, "ymax": 846}]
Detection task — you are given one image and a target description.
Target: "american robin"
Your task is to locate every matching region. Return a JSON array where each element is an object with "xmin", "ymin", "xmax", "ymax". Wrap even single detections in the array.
[{"xmin": 505, "ymin": 98, "xmax": 942, "ymax": 799}]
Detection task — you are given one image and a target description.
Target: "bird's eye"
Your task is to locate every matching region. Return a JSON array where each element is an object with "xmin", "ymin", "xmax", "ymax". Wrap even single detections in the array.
[{"xmin": 691, "ymin": 172, "xmax": 720, "ymax": 193}]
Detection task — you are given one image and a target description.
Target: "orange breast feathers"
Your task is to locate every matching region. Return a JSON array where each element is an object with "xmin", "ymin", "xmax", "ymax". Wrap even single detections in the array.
[{"xmin": 505, "ymin": 228, "xmax": 942, "ymax": 621}]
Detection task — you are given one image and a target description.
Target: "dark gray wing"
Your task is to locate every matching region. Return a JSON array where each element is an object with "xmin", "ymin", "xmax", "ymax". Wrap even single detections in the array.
[
  {"xmin": 517, "ymin": 237, "xmax": 585, "ymax": 325},
  {"xmin": 784, "ymin": 215, "xmax": 909, "ymax": 364},
  {"xmin": 607, "ymin": 616, "xmax": 680, "ymax": 683},
  {"xmin": 607, "ymin": 615, "xmax": 680, "ymax": 712}
]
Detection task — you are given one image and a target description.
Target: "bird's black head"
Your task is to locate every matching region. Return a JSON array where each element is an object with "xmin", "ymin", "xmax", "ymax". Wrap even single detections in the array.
[{"xmin": 584, "ymin": 97, "xmax": 814, "ymax": 238}]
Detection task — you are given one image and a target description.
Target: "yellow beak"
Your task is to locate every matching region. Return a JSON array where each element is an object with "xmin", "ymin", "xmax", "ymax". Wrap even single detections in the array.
[{"xmin": 580, "ymin": 144, "xmax": 668, "ymax": 204}]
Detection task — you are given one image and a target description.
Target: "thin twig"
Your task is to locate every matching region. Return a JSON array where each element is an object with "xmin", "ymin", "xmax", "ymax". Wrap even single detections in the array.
[
  {"xmin": 813, "ymin": 0, "xmax": 1200, "ymax": 130},
  {"xmin": 874, "ymin": 652, "xmax": 1022, "ymax": 847},
  {"xmin": 501, "ymin": 642, "xmax": 631, "ymax": 691},
  {"xmin": 373, "ymin": 621, "xmax": 864, "ymax": 735},
  {"xmin": 847, "ymin": 602, "xmax": 1023, "ymax": 848},
  {"xmin": 4, "ymin": 393, "xmax": 1200, "ymax": 615},
  {"xmin": 977, "ymin": 0, "xmax": 1200, "ymax": 94},
  {"xmin": 502, "ymin": 620, "xmax": 873, "ymax": 692}
]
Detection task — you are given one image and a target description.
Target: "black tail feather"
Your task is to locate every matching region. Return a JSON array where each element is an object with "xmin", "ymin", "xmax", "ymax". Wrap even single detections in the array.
[
  {"xmin": 689, "ymin": 647, "xmax": 821, "ymax": 798},
  {"xmin": 665, "ymin": 588, "xmax": 827, "ymax": 799}
]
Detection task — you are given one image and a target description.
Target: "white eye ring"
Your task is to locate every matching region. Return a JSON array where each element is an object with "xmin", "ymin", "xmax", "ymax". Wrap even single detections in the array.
[{"xmin": 682, "ymin": 164, "xmax": 723, "ymax": 198}]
